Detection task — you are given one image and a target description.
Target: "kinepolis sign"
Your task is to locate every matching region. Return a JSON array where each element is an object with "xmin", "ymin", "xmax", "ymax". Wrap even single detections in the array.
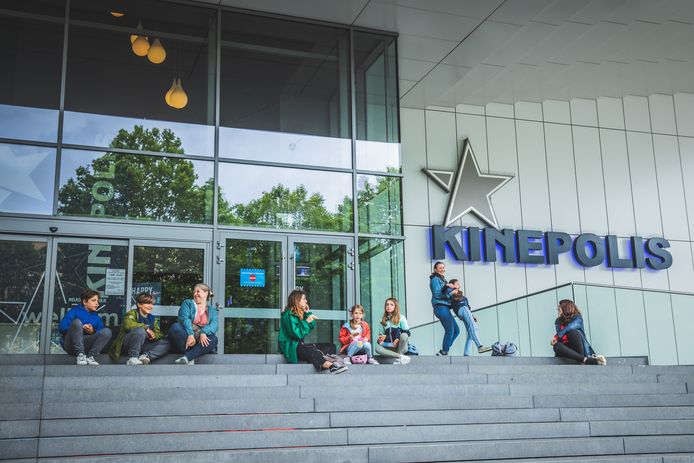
[{"xmin": 422, "ymin": 139, "xmax": 672, "ymax": 270}]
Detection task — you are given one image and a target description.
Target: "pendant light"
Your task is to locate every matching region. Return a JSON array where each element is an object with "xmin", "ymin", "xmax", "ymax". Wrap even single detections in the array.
[
  {"xmin": 164, "ymin": 77, "xmax": 176, "ymax": 106},
  {"xmin": 130, "ymin": 20, "xmax": 144, "ymax": 44},
  {"xmin": 170, "ymin": 78, "xmax": 189, "ymax": 109},
  {"xmin": 147, "ymin": 38, "xmax": 166, "ymax": 64},
  {"xmin": 132, "ymin": 35, "xmax": 150, "ymax": 57},
  {"xmin": 111, "ymin": 12, "xmax": 124, "ymax": 18}
]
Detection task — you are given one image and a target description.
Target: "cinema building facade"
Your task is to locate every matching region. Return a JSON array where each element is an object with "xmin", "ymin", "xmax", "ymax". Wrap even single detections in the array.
[{"xmin": 1, "ymin": 0, "xmax": 693, "ymax": 364}]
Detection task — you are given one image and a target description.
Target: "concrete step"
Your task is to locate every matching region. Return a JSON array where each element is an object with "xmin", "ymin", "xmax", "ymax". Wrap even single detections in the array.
[
  {"xmin": 536, "ymin": 393, "xmax": 694, "ymax": 408},
  {"xmin": 560, "ymin": 406, "xmax": 694, "ymax": 421},
  {"xmin": 591, "ymin": 419, "xmax": 694, "ymax": 436},
  {"xmin": 42, "ymin": 374, "xmax": 288, "ymax": 389}
]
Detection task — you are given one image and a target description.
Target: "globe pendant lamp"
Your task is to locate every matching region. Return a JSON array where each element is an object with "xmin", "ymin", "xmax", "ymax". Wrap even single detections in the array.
[
  {"xmin": 164, "ymin": 77, "xmax": 176, "ymax": 106},
  {"xmin": 169, "ymin": 78, "xmax": 188, "ymax": 109},
  {"xmin": 132, "ymin": 35, "xmax": 150, "ymax": 56},
  {"xmin": 148, "ymin": 38, "xmax": 166, "ymax": 64}
]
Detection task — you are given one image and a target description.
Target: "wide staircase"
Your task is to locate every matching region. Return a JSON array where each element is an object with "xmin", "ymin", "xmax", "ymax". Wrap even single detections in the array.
[{"xmin": 2, "ymin": 354, "xmax": 694, "ymax": 462}]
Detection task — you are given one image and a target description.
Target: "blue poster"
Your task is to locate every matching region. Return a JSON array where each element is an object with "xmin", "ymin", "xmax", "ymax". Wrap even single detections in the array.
[
  {"xmin": 240, "ymin": 268, "xmax": 265, "ymax": 287},
  {"xmin": 132, "ymin": 283, "xmax": 162, "ymax": 304}
]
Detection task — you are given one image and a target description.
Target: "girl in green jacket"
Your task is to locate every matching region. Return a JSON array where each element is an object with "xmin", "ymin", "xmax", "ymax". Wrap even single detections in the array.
[{"xmin": 278, "ymin": 290, "xmax": 347, "ymax": 374}]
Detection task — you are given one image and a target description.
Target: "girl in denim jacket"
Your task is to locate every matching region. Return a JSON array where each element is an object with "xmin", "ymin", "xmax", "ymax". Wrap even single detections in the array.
[{"xmin": 552, "ymin": 299, "xmax": 606, "ymax": 365}]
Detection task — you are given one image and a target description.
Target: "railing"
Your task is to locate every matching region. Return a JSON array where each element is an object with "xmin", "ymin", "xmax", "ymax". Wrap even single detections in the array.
[{"xmin": 409, "ymin": 282, "xmax": 694, "ymax": 365}]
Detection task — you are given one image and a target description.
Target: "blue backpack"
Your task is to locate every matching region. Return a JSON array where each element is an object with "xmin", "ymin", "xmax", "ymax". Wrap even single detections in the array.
[{"xmin": 491, "ymin": 341, "xmax": 518, "ymax": 357}]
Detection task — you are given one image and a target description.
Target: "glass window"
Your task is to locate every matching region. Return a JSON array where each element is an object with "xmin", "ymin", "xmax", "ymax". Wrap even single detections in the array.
[
  {"xmin": 224, "ymin": 318, "xmax": 339, "ymax": 354},
  {"xmin": 0, "ymin": 239, "xmax": 47, "ymax": 354},
  {"xmin": 0, "ymin": 0, "xmax": 63, "ymax": 142},
  {"xmin": 63, "ymin": 0, "xmax": 216, "ymax": 156},
  {"xmin": 132, "ymin": 246, "xmax": 205, "ymax": 306},
  {"xmin": 224, "ymin": 238, "xmax": 283, "ymax": 310},
  {"xmin": 357, "ymin": 174, "xmax": 402, "ymax": 235},
  {"xmin": 58, "ymin": 148, "xmax": 214, "ymax": 223},
  {"xmin": 218, "ymin": 163, "xmax": 353, "ymax": 233},
  {"xmin": 219, "ymin": 12, "xmax": 351, "ymax": 167},
  {"xmin": 354, "ymin": 32, "xmax": 400, "ymax": 172},
  {"xmin": 293, "ymin": 241, "xmax": 347, "ymax": 312},
  {"xmin": 358, "ymin": 238, "xmax": 406, "ymax": 331},
  {"xmin": 50, "ymin": 241, "xmax": 128, "ymax": 353},
  {"xmin": 0, "ymin": 143, "xmax": 56, "ymax": 215}
]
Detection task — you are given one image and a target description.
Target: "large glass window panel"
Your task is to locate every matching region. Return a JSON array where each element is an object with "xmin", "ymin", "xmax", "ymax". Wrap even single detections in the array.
[
  {"xmin": 357, "ymin": 174, "xmax": 402, "ymax": 235},
  {"xmin": 224, "ymin": 318, "xmax": 339, "ymax": 354},
  {"xmin": 354, "ymin": 32, "xmax": 400, "ymax": 172},
  {"xmin": 0, "ymin": 239, "xmax": 47, "ymax": 354},
  {"xmin": 58, "ymin": 148, "xmax": 214, "ymax": 223},
  {"xmin": 63, "ymin": 0, "xmax": 216, "ymax": 156},
  {"xmin": 292, "ymin": 242, "xmax": 347, "ymax": 312},
  {"xmin": 224, "ymin": 238, "xmax": 282, "ymax": 310},
  {"xmin": 219, "ymin": 12, "xmax": 350, "ymax": 167},
  {"xmin": 0, "ymin": 1, "xmax": 63, "ymax": 142},
  {"xmin": 218, "ymin": 163, "xmax": 353, "ymax": 233},
  {"xmin": 358, "ymin": 238, "xmax": 405, "ymax": 332},
  {"xmin": 0, "ymin": 143, "xmax": 56, "ymax": 215},
  {"xmin": 132, "ymin": 246, "xmax": 205, "ymax": 306},
  {"xmin": 50, "ymin": 241, "xmax": 128, "ymax": 353}
]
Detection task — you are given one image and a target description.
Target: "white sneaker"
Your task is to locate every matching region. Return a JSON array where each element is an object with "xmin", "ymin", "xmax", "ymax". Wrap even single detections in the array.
[
  {"xmin": 85, "ymin": 356, "xmax": 99, "ymax": 366},
  {"xmin": 592, "ymin": 354, "xmax": 607, "ymax": 366},
  {"xmin": 367, "ymin": 358, "xmax": 379, "ymax": 365},
  {"xmin": 138, "ymin": 354, "xmax": 150, "ymax": 365},
  {"xmin": 175, "ymin": 356, "xmax": 194, "ymax": 365},
  {"xmin": 76, "ymin": 353, "xmax": 87, "ymax": 366},
  {"xmin": 126, "ymin": 357, "xmax": 143, "ymax": 366},
  {"xmin": 343, "ymin": 357, "xmax": 351, "ymax": 364},
  {"xmin": 397, "ymin": 355, "xmax": 411, "ymax": 365}
]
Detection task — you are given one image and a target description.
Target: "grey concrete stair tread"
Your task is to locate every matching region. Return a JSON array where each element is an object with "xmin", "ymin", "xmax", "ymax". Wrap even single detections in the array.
[
  {"xmin": 0, "ymin": 438, "xmax": 38, "ymax": 460},
  {"xmin": 41, "ymin": 398, "xmax": 316, "ymax": 419},
  {"xmin": 535, "ymin": 393, "xmax": 694, "ymax": 408},
  {"xmin": 470, "ymin": 455, "xmax": 686, "ymax": 462},
  {"xmin": 0, "ymin": 403, "xmax": 40, "ymax": 421},
  {"xmin": 315, "ymin": 394, "xmax": 535, "ymax": 412},
  {"xmin": 625, "ymin": 435, "xmax": 694, "ymax": 453},
  {"xmin": 560, "ymin": 406, "xmax": 694, "ymax": 421},
  {"xmin": 590, "ymin": 419, "xmax": 694, "ymax": 436},
  {"xmin": 0, "ymin": 420, "xmax": 40, "ymax": 439},
  {"xmin": 42, "ymin": 374, "xmax": 288, "ymax": 389}
]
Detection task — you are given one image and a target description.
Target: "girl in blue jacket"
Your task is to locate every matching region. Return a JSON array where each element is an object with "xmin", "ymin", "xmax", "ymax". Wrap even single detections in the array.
[
  {"xmin": 552, "ymin": 299, "xmax": 606, "ymax": 365},
  {"xmin": 429, "ymin": 261, "xmax": 459, "ymax": 356}
]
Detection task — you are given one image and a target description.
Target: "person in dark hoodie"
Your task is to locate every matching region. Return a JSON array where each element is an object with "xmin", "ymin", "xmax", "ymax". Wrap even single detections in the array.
[
  {"xmin": 58, "ymin": 289, "xmax": 112, "ymax": 365},
  {"xmin": 429, "ymin": 261, "xmax": 459, "ymax": 356}
]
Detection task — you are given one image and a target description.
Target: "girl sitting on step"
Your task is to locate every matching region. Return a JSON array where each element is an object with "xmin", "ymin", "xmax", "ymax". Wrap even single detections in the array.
[
  {"xmin": 339, "ymin": 304, "xmax": 378, "ymax": 365},
  {"xmin": 374, "ymin": 298, "xmax": 411, "ymax": 365},
  {"xmin": 551, "ymin": 299, "xmax": 606, "ymax": 366}
]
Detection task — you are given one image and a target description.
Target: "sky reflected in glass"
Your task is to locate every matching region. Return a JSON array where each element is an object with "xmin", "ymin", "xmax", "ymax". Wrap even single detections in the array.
[{"xmin": 0, "ymin": 143, "xmax": 55, "ymax": 215}]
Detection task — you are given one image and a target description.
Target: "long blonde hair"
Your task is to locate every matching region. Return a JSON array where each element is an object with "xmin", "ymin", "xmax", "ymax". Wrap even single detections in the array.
[
  {"xmin": 381, "ymin": 297, "xmax": 401, "ymax": 326},
  {"xmin": 285, "ymin": 289, "xmax": 307, "ymax": 319}
]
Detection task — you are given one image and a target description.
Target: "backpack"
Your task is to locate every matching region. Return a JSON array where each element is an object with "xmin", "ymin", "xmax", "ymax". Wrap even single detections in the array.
[
  {"xmin": 491, "ymin": 341, "xmax": 518, "ymax": 357},
  {"xmin": 350, "ymin": 354, "xmax": 368, "ymax": 364},
  {"xmin": 406, "ymin": 343, "xmax": 419, "ymax": 356}
]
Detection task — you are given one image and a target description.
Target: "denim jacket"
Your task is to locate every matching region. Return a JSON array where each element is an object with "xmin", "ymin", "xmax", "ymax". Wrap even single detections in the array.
[
  {"xmin": 178, "ymin": 299, "xmax": 218, "ymax": 336},
  {"xmin": 555, "ymin": 315, "xmax": 595, "ymax": 357},
  {"xmin": 430, "ymin": 274, "xmax": 450, "ymax": 307}
]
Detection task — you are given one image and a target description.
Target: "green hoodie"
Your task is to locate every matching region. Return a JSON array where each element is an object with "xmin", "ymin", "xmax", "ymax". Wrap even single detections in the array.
[
  {"xmin": 109, "ymin": 309, "xmax": 163, "ymax": 361},
  {"xmin": 278, "ymin": 308, "xmax": 315, "ymax": 364}
]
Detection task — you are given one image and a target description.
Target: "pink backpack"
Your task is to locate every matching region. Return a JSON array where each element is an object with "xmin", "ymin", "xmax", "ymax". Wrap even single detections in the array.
[{"xmin": 350, "ymin": 354, "xmax": 368, "ymax": 364}]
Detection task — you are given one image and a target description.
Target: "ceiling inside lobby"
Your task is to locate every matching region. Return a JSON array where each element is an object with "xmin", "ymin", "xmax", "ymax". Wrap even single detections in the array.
[{"xmin": 200, "ymin": 0, "xmax": 694, "ymax": 109}]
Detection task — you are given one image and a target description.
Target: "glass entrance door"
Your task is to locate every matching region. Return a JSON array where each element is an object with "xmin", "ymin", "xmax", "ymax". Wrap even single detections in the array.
[{"xmin": 218, "ymin": 232, "xmax": 354, "ymax": 354}]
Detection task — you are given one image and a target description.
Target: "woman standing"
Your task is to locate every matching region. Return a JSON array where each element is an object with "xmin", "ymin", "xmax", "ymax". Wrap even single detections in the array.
[
  {"xmin": 279, "ymin": 289, "xmax": 347, "ymax": 374},
  {"xmin": 429, "ymin": 261, "xmax": 459, "ymax": 356},
  {"xmin": 169, "ymin": 283, "xmax": 218, "ymax": 365},
  {"xmin": 552, "ymin": 299, "xmax": 606, "ymax": 365}
]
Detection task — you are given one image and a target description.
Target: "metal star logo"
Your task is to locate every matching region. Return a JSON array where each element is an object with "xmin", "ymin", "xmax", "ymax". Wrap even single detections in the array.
[{"xmin": 422, "ymin": 138, "xmax": 512, "ymax": 230}]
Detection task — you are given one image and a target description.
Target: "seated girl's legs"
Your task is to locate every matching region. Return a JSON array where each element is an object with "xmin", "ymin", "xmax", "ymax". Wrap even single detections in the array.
[
  {"xmin": 397, "ymin": 333, "xmax": 409, "ymax": 355},
  {"xmin": 346, "ymin": 341, "xmax": 365, "ymax": 357},
  {"xmin": 362, "ymin": 341, "xmax": 373, "ymax": 358},
  {"xmin": 167, "ymin": 322, "xmax": 188, "ymax": 354},
  {"xmin": 374, "ymin": 342, "xmax": 401, "ymax": 358},
  {"xmin": 433, "ymin": 305, "xmax": 459, "ymax": 353},
  {"xmin": 553, "ymin": 330, "xmax": 586, "ymax": 363},
  {"xmin": 184, "ymin": 333, "xmax": 218, "ymax": 361},
  {"xmin": 296, "ymin": 343, "xmax": 328, "ymax": 370}
]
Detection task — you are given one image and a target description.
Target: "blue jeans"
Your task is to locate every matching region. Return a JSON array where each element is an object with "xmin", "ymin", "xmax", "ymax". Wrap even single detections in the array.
[
  {"xmin": 346, "ymin": 340, "xmax": 373, "ymax": 358},
  {"xmin": 456, "ymin": 306, "xmax": 482, "ymax": 356},
  {"xmin": 168, "ymin": 322, "xmax": 218, "ymax": 361},
  {"xmin": 433, "ymin": 304, "xmax": 459, "ymax": 353}
]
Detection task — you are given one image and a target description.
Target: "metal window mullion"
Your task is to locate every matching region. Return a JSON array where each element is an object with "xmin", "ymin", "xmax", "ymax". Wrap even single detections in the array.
[
  {"xmin": 53, "ymin": 0, "xmax": 70, "ymax": 217},
  {"xmin": 349, "ymin": 28, "xmax": 360, "ymax": 307}
]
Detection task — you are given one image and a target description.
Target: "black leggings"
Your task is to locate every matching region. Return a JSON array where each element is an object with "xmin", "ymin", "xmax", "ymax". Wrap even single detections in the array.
[
  {"xmin": 296, "ymin": 342, "xmax": 336, "ymax": 371},
  {"xmin": 553, "ymin": 330, "xmax": 587, "ymax": 363}
]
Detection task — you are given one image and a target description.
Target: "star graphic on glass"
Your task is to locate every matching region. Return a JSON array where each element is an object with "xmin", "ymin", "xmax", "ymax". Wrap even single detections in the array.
[{"xmin": 0, "ymin": 145, "xmax": 49, "ymax": 205}]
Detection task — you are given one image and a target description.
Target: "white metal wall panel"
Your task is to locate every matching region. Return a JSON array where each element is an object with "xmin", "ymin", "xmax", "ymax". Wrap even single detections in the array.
[
  {"xmin": 611, "ymin": 237, "xmax": 642, "ymax": 288},
  {"xmin": 597, "ymin": 97, "xmax": 625, "ymax": 130},
  {"xmin": 672, "ymin": 293, "xmax": 694, "ymax": 365},
  {"xmin": 653, "ymin": 134, "xmax": 689, "ymax": 241},
  {"xmin": 544, "ymin": 123, "xmax": 581, "ymax": 233},
  {"xmin": 643, "ymin": 292, "xmax": 678, "ymax": 365},
  {"xmin": 403, "ymin": 225, "xmax": 436, "ymax": 328},
  {"xmin": 623, "ymin": 95, "xmax": 652, "ymax": 132},
  {"xmin": 463, "ymin": 261, "xmax": 498, "ymax": 310},
  {"xmin": 679, "ymin": 136, "xmax": 694, "ymax": 242},
  {"xmin": 626, "ymin": 131, "xmax": 663, "ymax": 237},
  {"xmin": 543, "ymin": 100, "xmax": 571, "ymax": 124},
  {"xmin": 554, "ymin": 237, "xmax": 586, "ymax": 286},
  {"xmin": 485, "ymin": 102, "xmax": 514, "ymax": 119},
  {"xmin": 516, "ymin": 120, "xmax": 552, "ymax": 230},
  {"xmin": 667, "ymin": 241, "xmax": 694, "ymax": 293},
  {"xmin": 599, "ymin": 129, "xmax": 636, "ymax": 236},
  {"xmin": 401, "ymin": 108, "xmax": 430, "ymax": 226},
  {"xmin": 570, "ymin": 98, "xmax": 598, "ymax": 127},
  {"xmin": 614, "ymin": 288, "xmax": 649, "ymax": 357},
  {"xmin": 425, "ymin": 110, "xmax": 458, "ymax": 226},
  {"xmin": 649, "ymin": 94, "xmax": 677, "ymax": 135},
  {"xmin": 514, "ymin": 101, "xmax": 543, "ymax": 121},
  {"xmin": 572, "ymin": 126, "xmax": 608, "ymax": 234},
  {"xmin": 584, "ymin": 286, "xmax": 621, "ymax": 357},
  {"xmin": 674, "ymin": 93, "xmax": 694, "ymax": 137}
]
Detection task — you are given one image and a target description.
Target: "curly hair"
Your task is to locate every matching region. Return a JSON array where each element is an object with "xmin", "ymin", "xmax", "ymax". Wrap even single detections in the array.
[{"xmin": 557, "ymin": 299, "xmax": 582, "ymax": 325}]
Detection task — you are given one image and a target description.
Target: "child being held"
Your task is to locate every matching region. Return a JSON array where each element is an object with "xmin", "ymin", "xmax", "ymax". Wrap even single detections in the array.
[
  {"xmin": 444, "ymin": 279, "xmax": 491, "ymax": 356},
  {"xmin": 339, "ymin": 304, "xmax": 379, "ymax": 364}
]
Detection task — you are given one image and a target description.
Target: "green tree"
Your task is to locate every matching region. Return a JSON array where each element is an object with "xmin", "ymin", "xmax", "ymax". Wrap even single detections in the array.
[{"xmin": 58, "ymin": 126, "xmax": 214, "ymax": 223}]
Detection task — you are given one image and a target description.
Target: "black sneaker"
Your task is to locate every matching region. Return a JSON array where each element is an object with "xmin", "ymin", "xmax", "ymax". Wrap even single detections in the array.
[
  {"xmin": 437, "ymin": 350, "xmax": 448, "ymax": 356},
  {"xmin": 583, "ymin": 356, "xmax": 599, "ymax": 365},
  {"xmin": 329, "ymin": 363, "xmax": 348, "ymax": 374}
]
